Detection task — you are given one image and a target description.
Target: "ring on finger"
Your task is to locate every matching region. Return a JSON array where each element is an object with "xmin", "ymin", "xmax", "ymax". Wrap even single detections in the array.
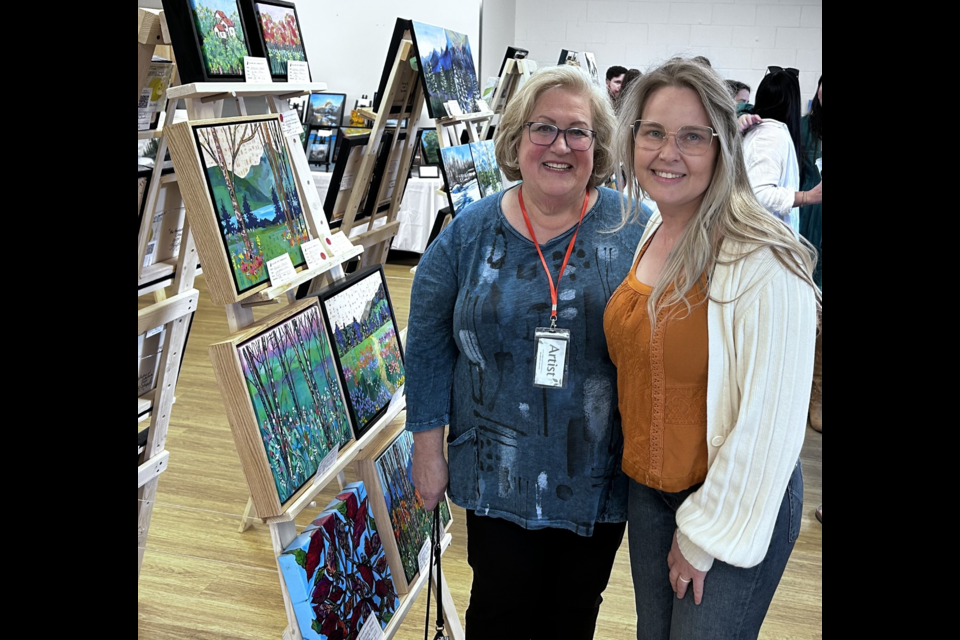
[{"xmin": 678, "ymin": 576, "xmax": 692, "ymax": 584}]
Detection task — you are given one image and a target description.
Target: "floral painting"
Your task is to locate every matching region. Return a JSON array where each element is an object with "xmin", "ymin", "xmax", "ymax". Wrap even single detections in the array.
[
  {"xmin": 279, "ymin": 483, "xmax": 399, "ymax": 639},
  {"xmin": 254, "ymin": 2, "xmax": 307, "ymax": 77},
  {"xmin": 237, "ymin": 305, "xmax": 353, "ymax": 505},
  {"xmin": 375, "ymin": 431, "xmax": 452, "ymax": 583},
  {"xmin": 194, "ymin": 118, "xmax": 310, "ymax": 293},
  {"xmin": 321, "ymin": 268, "xmax": 405, "ymax": 436},
  {"xmin": 189, "ymin": 0, "xmax": 248, "ymax": 77}
]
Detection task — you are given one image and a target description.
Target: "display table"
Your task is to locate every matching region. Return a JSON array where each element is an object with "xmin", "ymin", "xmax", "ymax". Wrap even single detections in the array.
[{"xmin": 312, "ymin": 172, "xmax": 446, "ymax": 253}]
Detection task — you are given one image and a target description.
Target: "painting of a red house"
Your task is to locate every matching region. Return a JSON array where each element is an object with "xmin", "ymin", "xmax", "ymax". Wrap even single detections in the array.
[{"xmin": 188, "ymin": 0, "xmax": 248, "ymax": 77}]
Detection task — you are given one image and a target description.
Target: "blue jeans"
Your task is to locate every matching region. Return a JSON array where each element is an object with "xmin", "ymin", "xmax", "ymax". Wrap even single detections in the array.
[{"xmin": 628, "ymin": 462, "xmax": 804, "ymax": 640}]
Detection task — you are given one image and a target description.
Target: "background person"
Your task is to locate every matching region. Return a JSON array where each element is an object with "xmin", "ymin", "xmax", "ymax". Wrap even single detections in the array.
[
  {"xmin": 406, "ymin": 65, "xmax": 645, "ymax": 640},
  {"xmin": 607, "ymin": 65, "xmax": 628, "ymax": 102},
  {"xmin": 608, "ymin": 58, "xmax": 820, "ymax": 639}
]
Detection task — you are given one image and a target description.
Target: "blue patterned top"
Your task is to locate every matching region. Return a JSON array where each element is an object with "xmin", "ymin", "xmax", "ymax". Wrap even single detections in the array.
[{"xmin": 405, "ymin": 187, "xmax": 647, "ymax": 536}]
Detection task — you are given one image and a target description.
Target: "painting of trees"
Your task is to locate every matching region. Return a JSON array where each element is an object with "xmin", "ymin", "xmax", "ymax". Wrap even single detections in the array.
[
  {"xmin": 254, "ymin": 2, "xmax": 307, "ymax": 77},
  {"xmin": 190, "ymin": 1, "xmax": 248, "ymax": 78}
]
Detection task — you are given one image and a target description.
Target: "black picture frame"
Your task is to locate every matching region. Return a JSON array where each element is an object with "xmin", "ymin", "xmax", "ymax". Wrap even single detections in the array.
[
  {"xmin": 498, "ymin": 46, "xmax": 529, "ymax": 77},
  {"xmin": 304, "ymin": 126, "xmax": 338, "ymax": 170},
  {"xmin": 307, "ymin": 265, "xmax": 406, "ymax": 439},
  {"xmin": 306, "ymin": 93, "xmax": 347, "ymax": 128},
  {"xmin": 161, "ymin": 0, "xmax": 252, "ymax": 84},
  {"xmin": 419, "ymin": 129, "xmax": 441, "ymax": 166},
  {"xmin": 373, "ymin": 19, "xmax": 412, "ymax": 116},
  {"xmin": 324, "ymin": 131, "xmax": 371, "ymax": 229},
  {"xmin": 238, "ymin": 0, "xmax": 309, "ymax": 81}
]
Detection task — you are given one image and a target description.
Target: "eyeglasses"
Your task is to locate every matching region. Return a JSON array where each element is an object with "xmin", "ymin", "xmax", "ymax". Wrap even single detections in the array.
[
  {"xmin": 767, "ymin": 66, "xmax": 800, "ymax": 79},
  {"xmin": 524, "ymin": 122, "xmax": 597, "ymax": 151},
  {"xmin": 633, "ymin": 121, "xmax": 719, "ymax": 156}
]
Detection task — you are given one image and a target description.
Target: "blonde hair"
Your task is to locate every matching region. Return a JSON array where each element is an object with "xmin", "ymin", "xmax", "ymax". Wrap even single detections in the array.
[
  {"xmin": 495, "ymin": 66, "xmax": 615, "ymax": 190},
  {"xmin": 615, "ymin": 58, "xmax": 821, "ymax": 327}
]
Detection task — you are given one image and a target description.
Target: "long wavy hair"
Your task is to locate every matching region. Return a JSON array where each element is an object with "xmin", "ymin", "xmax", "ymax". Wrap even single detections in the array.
[{"xmin": 615, "ymin": 58, "xmax": 821, "ymax": 328}]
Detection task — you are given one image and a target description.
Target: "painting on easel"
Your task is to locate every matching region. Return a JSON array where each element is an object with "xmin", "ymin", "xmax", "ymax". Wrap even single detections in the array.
[
  {"xmin": 247, "ymin": 0, "xmax": 308, "ymax": 79},
  {"xmin": 439, "ymin": 145, "xmax": 482, "ymax": 214},
  {"xmin": 307, "ymin": 94, "xmax": 347, "ymax": 128},
  {"xmin": 235, "ymin": 303, "xmax": 353, "ymax": 506},
  {"xmin": 315, "ymin": 266, "xmax": 406, "ymax": 438},
  {"xmin": 410, "ymin": 21, "xmax": 482, "ymax": 119},
  {"xmin": 468, "ymin": 140, "xmax": 503, "ymax": 198},
  {"xmin": 192, "ymin": 0, "xmax": 248, "ymax": 77},
  {"xmin": 193, "ymin": 117, "xmax": 310, "ymax": 294}
]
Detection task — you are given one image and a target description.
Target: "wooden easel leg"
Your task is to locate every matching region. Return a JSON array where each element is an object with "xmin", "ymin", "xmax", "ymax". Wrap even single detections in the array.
[
  {"xmin": 238, "ymin": 496, "xmax": 258, "ymax": 533},
  {"xmin": 270, "ymin": 521, "xmax": 305, "ymax": 640},
  {"xmin": 138, "ymin": 479, "xmax": 159, "ymax": 578}
]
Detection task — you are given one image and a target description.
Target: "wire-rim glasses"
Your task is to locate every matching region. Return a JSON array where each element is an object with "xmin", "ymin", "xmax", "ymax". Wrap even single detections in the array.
[
  {"xmin": 633, "ymin": 120, "xmax": 719, "ymax": 156},
  {"xmin": 524, "ymin": 122, "xmax": 597, "ymax": 151}
]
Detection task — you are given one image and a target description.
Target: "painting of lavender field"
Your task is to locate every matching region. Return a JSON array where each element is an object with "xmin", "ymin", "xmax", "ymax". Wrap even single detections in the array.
[
  {"xmin": 321, "ymin": 268, "xmax": 405, "ymax": 437},
  {"xmin": 440, "ymin": 145, "xmax": 482, "ymax": 214},
  {"xmin": 411, "ymin": 21, "xmax": 481, "ymax": 119},
  {"xmin": 238, "ymin": 305, "xmax": 354, "ymax": 505},
  {"xmin": 468, "ymin": 140, "xmax": 503, "ymax": 198}
]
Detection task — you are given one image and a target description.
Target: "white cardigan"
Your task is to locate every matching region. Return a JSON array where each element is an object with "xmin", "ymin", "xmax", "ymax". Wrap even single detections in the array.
[
  {"xmin": 743, "ymin": 121, "xmax": 801, "ymax": 234},
  {"xmin": 633, "ymin": 214, "xmax": 817, "ymax": 571}
]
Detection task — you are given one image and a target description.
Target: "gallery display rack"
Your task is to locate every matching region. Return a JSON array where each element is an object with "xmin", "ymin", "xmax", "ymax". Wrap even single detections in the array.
[{"xmin": 151, "ymin": 12, "xmax": 464, "ymax": 638}]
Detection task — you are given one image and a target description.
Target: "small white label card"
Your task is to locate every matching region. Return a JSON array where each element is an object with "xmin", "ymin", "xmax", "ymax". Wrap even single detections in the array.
[
  {"xmin": 329, "ymin": 231, "xmax": 359, "ymax": 257},
  {"xmin": 279, "ymin": 110, "xmax": 304, "ymax": 138},
  {"xmin": 418, "ymin": 537, "xmax": 433, "ymax": 575},
  {"xmin": 243, "ymin": 57, "xmax": 273, "ymax": 84},
  {"xmin": 287, "ymin": 60, "xmax": 311, "ymax": 83},
  {"xmin": 340, "ymin": 171, "xmax": 355, "ymax": 191},
  {"xmin": 266, "ymin": 253, "xmax": 297, "ymax": 287},
  {"xmin": 445, "ymin": 100, "xmax": 464, "ymax": 117},
  {"xmin": 533, "ymin": 327, "xmax": 571, "ymax": 389},
  {"xmin": 476, "ymin": 98, "xmax": 492, "ymax": 114},
  {"xmin": 301, "ymin": 239, "xmax": 330, "ymax": 271},
  {"xmin": 356, "ymin": 616, "xmax": 385, "ymax": 640},
  {"xmin": 312, "ymin": 444, "xmax": 340, "ymax": 486}
]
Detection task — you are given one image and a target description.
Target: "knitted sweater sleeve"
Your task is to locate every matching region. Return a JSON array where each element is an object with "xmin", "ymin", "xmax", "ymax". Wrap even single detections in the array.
[
  {"xmin": 744, "ymin": 126, "xmax": 795, "ymax": 220},
  {"xmin": 675, "ymin": 260, "xmax": 817, "ymax": 571}
]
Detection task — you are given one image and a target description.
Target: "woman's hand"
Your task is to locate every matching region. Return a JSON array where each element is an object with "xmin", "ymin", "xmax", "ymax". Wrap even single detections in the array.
[
  {"xmin": 412, "ymin": 428, "xmax": 449, "ymax": 511},
  {"xmin": 668, "ymin": 531, "xmax": 709, "ymax": 605},
  {"xmin": 807, "ymin": 181, "xmax": 822, "ymax": 205},
  {"xmin": 738, "ymin": 114, "xmax": 762, "ymax": 134}
]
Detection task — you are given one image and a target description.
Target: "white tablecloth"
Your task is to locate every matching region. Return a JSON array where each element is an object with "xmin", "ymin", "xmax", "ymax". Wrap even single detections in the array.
[{"xmin": 313, "ymin": 173, "xmax": 446, "ymax": 254}]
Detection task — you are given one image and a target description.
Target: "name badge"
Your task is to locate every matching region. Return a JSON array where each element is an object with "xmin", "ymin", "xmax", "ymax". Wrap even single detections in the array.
[{"xmin": 534, "ymin": 327, "xmax": 570, "ymax": 389}]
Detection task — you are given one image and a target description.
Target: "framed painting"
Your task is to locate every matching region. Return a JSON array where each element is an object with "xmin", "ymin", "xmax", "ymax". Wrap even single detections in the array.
[
  {"xmin": 209, "ymin": 299, "xmax": 354, "ymax": 519},
  {"xmin": 366, "ymin": 131, "xmax": 406, "ymax": 218},
  {"xmin": 468, "ymin": 140, "xmax": 503, "ymax": 199},
  {"xmin": 307, "ymin": 93, "xmax": 347, "ymax": 128},
  {"xmin": 312, "ymin": 266, "xmax": 406, "ymax": 438},
  {"xmin": 357, "ymin": 430, "xmax": 452, "ymax": 594},
  {"xmin": 305, "ymin": 127, "xmax": 337, "ymax": 169},
  {"xmin": 323, "ymin": 130, "xmax": 370, "ymax": 229},
  {"xmin": 239, "ymin": 0, "xmax": 308, "ymax": 80},
  {"xmin": 278, "ymin": 482, "xmax": 400, "ymax": 638},
  {"xmin": 409, "ymin": 21, "xmax": 482, "ymax": 119},
  {"xmin": 161, "ymin": 0, "xmax": 251, "ymax": 84},
  {"xmin": 166, "ymin": 114, "xmax": 314, "ymax": 305},
  {"xmin": 439, "ymin": 144, "xmax": 482, "ymax": 214},
  {"xmin": 419, "ymin": 129, "xmax": 440, "ymax": 166}
]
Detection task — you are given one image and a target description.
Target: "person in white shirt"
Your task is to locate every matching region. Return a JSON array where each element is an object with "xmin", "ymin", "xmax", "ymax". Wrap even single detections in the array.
[{"xmin": 741, "ymin": 68, "xmax": 822, "ymax": 234}]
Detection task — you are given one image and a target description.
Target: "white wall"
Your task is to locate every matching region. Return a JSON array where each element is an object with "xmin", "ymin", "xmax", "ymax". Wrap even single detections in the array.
[
  {"xmin": 481, "ymin": 0, "xmax": 518, "ymax": 81},
  {"xmin": 514, "ymin": 0, "xmax": 822, "ymax": 104}
]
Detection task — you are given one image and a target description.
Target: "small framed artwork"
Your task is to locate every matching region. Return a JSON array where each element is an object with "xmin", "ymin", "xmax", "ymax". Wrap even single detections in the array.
[
  {"xmin": 468, "ymin": 140, "xmax": 504, "ymax": 198},
  {"xmin": 406, "ymin": 20, "xmax": 483, "ymax": 119},
  {"xmin": 209, "ymin": 299, "xmax": 355, "ymax": 519},
  {"xmin": 161, "ymin": 0, "xmax": 252, "ymax": 84},
  {"xmin": 304, "ymin": 127, "xmax": 337, "ymax": 169},
  {"xmin": 165, "ymin": 114, "xmax": 314, "ymax": 306},
  {"xmin": 419, "ymin": 129, "xmax": 440, "ymax": 166},
  {"xmin": 306, "ymin": 93, "xmax": 347, "ymax": 128},
  {"xmin": 418, "ymin": 166, "xmax": 440, "ymax": 179},
  {"xmin": 309, "ymin": 265, "xmax": 406, "ymax": 439},
  {"xmin": 439, "ymin": 144, "xmax": 483, "ymax": 215},
  {"xmin": 239, "ymin": 0, "xmax": 309, "ymax": 81},
  {"xmin": 323, "ymin": 130, "xmax": 370, "ymax": 229},
  {"xmin": 357, "ymin": 430, "xmax": 452, "ymax": 594}
]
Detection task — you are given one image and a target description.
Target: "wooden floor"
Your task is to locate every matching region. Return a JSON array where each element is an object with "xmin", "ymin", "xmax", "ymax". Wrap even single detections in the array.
[{"xmin": 138, "ymin": 262, "xmax": 823, "ymax": 640}]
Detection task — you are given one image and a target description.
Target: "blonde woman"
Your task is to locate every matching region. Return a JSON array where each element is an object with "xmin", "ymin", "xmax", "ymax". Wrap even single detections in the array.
[
  {"xmin": 406, "ymin": 66, "xmax": 645, "ymax": 638},
  {"xmin": 603, "ymin": 59, "xmax": 820, "ymax": 638}
]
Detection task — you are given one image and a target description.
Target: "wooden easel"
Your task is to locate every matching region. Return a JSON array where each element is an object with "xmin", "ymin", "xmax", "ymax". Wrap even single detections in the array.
[
  {"xmin": 138, "ymin": 7, "xmax": 200, "ymax": 580},
  {"xmin": 480, "ymin": 57, "xmax": 538, "ymax": 141},
  {"xmin": 157, "ymin": 21, "xmax": 463, "ymax": 638}
]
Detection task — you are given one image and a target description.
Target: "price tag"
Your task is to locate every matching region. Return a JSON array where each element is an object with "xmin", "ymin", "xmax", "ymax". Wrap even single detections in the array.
[
  {"xmin": 279, "ymin": 110, "xmax": 304, "ymax": 138},
  {"xmin": 301, "ymin": 239, "xmax": 330, "ymax": 271},
  {"xmin": 418, "ymin": 537, "xmax": 432, "ymax": 575},
  {"xmin": 339, "ymin": 172, "xmax": 355, "ymax": 191},
  {"xmin": 266, "ymin": 253, "xmax": 297, "ymax": 287},
  {"xmin": 244, "ymin": 57, "xmax": 273, "ymax": 84},
  {"xmin": 312, "ymin": 444, "xmax": 340, "ymax": 486},
  {"xmin": 476, "ymin": 99, "xmax": 491, "ymax": 113},
  {"xmin": 356, "ymin": 616, "xmax": 385, "ymax": 640},
  {"xmin": 445, "ymin": 100, "xmax": 464, "ymax": 117},
  {"xmin": 328, "ymin": 231, "xmax": 358, "ymax": 257},
  {"xmin": 287, "ymin": 60, "xmax": 311, "ymax": 83}
]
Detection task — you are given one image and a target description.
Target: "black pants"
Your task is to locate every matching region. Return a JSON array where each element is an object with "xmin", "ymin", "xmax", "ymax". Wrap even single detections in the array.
[{"xmin": 465, "ymin": 511, "xmax": 626, "ymax": 640}]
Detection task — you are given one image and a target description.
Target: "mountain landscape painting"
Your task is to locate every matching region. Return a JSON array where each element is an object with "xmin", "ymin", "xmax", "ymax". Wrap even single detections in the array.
[
  {"xmin": 440, "ymin": 145, "xmax": 482, "ymax": 214},
  {"xmin": 194, "ymin": 118, "xmax": 310, "ymax": 293},
  {"xmin": 308, "ymin": 94, "xmax": 346, "ymax": 127},
  {"xmin": 411, "ymin": 21, "xmax": 481, "ymax": 119}
]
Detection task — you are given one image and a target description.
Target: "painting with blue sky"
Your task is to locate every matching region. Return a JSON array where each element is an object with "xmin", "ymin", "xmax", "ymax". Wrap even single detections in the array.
[{"xmin": 411, "ymin": 21, "xmax": 481, "ymax": 119}]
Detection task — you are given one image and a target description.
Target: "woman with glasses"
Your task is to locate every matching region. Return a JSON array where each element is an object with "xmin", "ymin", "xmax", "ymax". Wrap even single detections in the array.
[
  {"xmin": 605, "ymin": 59, "xmax": 820, "ymax": 639},
  {"xmin": 741, "ymin": 67, "xmax": 822, "ymax": 234},
  {"xmin": 405, "ymin": 65, "xmax": 645, "ymax": 639}
]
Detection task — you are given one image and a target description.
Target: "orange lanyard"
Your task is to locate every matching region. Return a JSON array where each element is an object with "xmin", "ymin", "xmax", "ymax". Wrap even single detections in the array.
[{"xmin": 518, "ymin": 188, "xmax": 590, "ymax": 328}]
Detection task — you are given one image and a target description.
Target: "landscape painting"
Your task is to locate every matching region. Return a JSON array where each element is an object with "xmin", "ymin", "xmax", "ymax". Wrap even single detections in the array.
[
  {"xmin": 237, "ymin": 305, "xmax": 353, "ymax": 506},
  {"xmin": 308, "ymin": 94, "xmax": 346, "ymax": 127},
  {"xmin": 254, "ymin": 1, "xmax": 308, "ymax": 77},
  {"xmin": 279, "ymin": 483, "xmax": 399, "ymax": 639},
  {"xmin": 375, "ymin": 431, "xmax": 452, "ymax": 583},
  {"xmin": 306, "ymin": 129, "xmax": 337, "ymax": 167},
  {"xmin": 190, "ymin": 0, "xmax": 248, "ymax": 78},
  {"xmin": 194, "ymin": 118, "xmax": 310, "ymax": 293},
  {"xmin": 468, "ymin": 140, "xmax": 503, "ymax": 198},
  {"xmin": 320, "ymin": 267, "xmax": 405, "ymax": 436},
  {"xmin": 440, "ymin": 145, "xmax": 483, "ymax": 214},
  {"xmin": 420, "ymin": 130, "xmax": 440, "ymax": 166},
  {"xmin": 411, "ymin": 21, "xmax": 482, "ymax": 119}
]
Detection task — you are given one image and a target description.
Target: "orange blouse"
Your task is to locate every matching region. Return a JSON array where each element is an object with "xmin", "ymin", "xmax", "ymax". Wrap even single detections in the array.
[{"xmin": 604, "ymin": 240, "xmax": 710, "ymax": 493}]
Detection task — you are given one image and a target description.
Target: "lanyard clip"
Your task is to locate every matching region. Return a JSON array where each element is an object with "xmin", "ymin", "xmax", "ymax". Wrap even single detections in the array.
[{"xmin": 550, "ymin": 316, "xmax": 558, "ymax": 330}]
